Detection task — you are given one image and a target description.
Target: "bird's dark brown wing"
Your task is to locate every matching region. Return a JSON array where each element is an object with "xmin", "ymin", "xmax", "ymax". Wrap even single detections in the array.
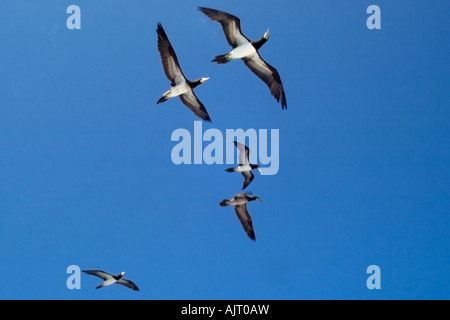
[
  {"xmin": 179, "ymin": 90, "xmax": 211, "ymax": 122},
  {"xmin": 233, "ymin": 140, "xmax": 250, "ymax": 164},
  {"xmin": 82, "ymin": 270, "xmax": 112, "ymax": 281},
  {"xmin": 243, "ymin": 53, "xmax": 287, "ymax": 109},
  {"xmin": 117, "ymin": 278, "xmax": 140, "ymax": 291},
  {"xmin": 156, "ymin": 23, "xmax": 186, "ymax": 85},
  {"xmin": 198, "ymin": 7, "xmax": 249, "ymax": 47},
  {"xmin": 241, "ymin": 171, "xmax": 255, "ymax": 190},
  {"xmin": 234, "ymin": 204, "xmax": 256, "ymax": 240}
]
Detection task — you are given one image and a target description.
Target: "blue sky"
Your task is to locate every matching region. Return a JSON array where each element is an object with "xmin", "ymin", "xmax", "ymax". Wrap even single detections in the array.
[{"xmin": 0, "ymin": 0, "xmax": 449, "ymax": 300}]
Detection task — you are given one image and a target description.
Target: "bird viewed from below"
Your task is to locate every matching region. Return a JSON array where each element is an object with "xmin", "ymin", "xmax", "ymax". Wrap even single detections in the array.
[
  {"xmin": 226, "ymin": 140, "xmax": 261, "ymax": 190},
  {"xmin": 219, "ymin": 192, "xmax": 262, "ymax": 241},
  {"xmin": 198, "ymin": 7, "xmax": 287, "ymax": 109},
  {"xmin": 156, "ymin": 23, "xmax": 212, "ymax": 121},
  {"xmin": 82, "ymin": 270, "xmax": 140, "ymax": 291}
]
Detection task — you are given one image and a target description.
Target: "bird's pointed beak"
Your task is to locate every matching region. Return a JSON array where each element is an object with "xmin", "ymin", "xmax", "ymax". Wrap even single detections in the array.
[
  {"xmin": 257, "ymin": 167, "xmax": 262, "ymax": 174},
  {"xmin": 264, "ymin": 28, "xmax": 270, "ymax": 39},
  {"xmin": 201, "ymin": 77, "xmax": 210, "ymax": 83}
]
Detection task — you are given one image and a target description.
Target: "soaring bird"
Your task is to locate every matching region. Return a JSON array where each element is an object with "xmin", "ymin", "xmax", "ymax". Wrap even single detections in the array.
[
  {"xmin": 82, "ymin": 270, "xmax": 139, "ymax": 291},
  {"xmin": 219, "ymin": 192, "xmax": 262, "ymax": 241},
  {"xmin": 199, "ymin": 7, "xmax": 287, "ymax": 109},
  {"xmin": 156, "ymin": 23, "xmax": 212, "ymax": 121},
  {"xmin": 226, "ymin": 140, "xmax": 261, "ymax": 190}
]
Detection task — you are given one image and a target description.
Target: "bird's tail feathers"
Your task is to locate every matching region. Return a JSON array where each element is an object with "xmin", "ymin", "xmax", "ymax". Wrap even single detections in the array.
[
  {"xmin": 157, "ymin": 90, "xmax": 170, "ymax": 104},
  {"xmin": 156, "ymin": 96, "xmax": 168, "ymax": 104},
  {"xmin": 212, "ymin": 54, "xmax": 231, "ymax": 64}
]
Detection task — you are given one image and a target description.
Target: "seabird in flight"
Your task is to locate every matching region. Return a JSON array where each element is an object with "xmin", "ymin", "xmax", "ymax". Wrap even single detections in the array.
[
  {"xmin": 156, "ymin": 23, "xmax": 212, "ymax": 121},
  {"xmin": 198, "ymin": 7, "xmax": 287, "ymax": 109},
  {"xmin": 219, "ymin": 192, "xmax": 262, "ymax": 241},
  {"xmin": 226, "ymin": 140, "xmax": 261, "ymax": 190},
  {"xmin": 82, "ymin": 270, "xmax": 139, "ymax": 291}
]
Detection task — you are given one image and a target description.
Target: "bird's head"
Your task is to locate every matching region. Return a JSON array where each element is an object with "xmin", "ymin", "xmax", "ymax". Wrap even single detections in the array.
[
  {"xmin": 246, "ymin": 193, "xmax": 262, "ymax": 202},
  {"xmin": 252, "ymin": 164, "xmax": 262, "ymax": 173},
  {"xmin": 190, "ymin": 77, "xmax": 210, "ymax": 90}
]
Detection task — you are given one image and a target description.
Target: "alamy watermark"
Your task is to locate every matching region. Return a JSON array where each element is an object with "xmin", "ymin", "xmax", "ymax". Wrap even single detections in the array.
[
  {"xmin": 66, "ymin": 265, "xmax": 81, "ymax": 289},
  {"xmin": 66, "ymin": 264, "xmax": 381, "ymax": 291},
  {"xmin": 170, "ymin": 121, "xmax": 280, "ymax": 175},
  {"xmin": 66, "ymin": 5, "xmax": 381, "ymax": 32},
  {"xmin": 366, "ymin": 265, "xmax": 381, "ymax": 290}
]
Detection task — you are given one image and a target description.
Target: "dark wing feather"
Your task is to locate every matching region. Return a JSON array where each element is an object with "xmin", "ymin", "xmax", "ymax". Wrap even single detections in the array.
[
  {"xmin": 117, "ymin": 278, "xmax": 140, "ymax": 291},
  {"xmin": 179, "ymin": 90, "xmax": 211, "ymax": 122},
  {"xmin": 156, "ymin": 23, "xmax": 186, "ymax": 85},
  {"xmin": 243, "ymin": 54, "xmax": 287, "ymax": 109},
  {"xmin": 241, "ymin": 171, "xmax": 255, "ymax": 190},
  {"xmin": 234, "ymin": 141, "xmax": 250, "ymax": 164},
  {"xmin": 234, "ymin": 204, "xmax": 256, "ymax": 240},
  {"xmin": 198, "ymin": 7, "xmax": 249, "ymax": 47},
  {"xmin": 82, "ymin": 270, "xmax": 112, "ymax": 281}
]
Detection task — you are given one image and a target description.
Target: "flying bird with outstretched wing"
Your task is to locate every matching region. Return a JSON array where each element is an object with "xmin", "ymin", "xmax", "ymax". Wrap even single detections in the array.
[
  {"xmin": 225, "ymin": 140, "xmax": 261, "ymax": 190},
  {"xmin": 82, "ymin": 270, "xmax": 139, "ymax": 291},
  {"xmin": 199, "ymin": 7, "xmax": 287, "ymax": 109},
  {"xmin": 219, "ymin": 192, "xmax": 262, "ymax": 240},
  {"xmin": 156, "ymin": 23, "xmax": 212, "ymax": 121}
]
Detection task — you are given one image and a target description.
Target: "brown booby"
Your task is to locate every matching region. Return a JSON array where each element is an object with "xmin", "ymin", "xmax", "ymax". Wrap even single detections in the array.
[
  {"xmin": 225, "ymin": 140, "xmax": 261, "ymax": 190},
  {"xmin": 219, "ymin": 192, "xmax": 262, "ymax": 241},
  {"xmin": 82, "ymin": 270, "xmax": 139, "ymax": 291},
  {"xmin": 156, "ymin": 23, "xmax": 212, "ymax": 121},
  {"xmin": 198, "ymin": 7, "xmax": 287, "ymax": 109}
]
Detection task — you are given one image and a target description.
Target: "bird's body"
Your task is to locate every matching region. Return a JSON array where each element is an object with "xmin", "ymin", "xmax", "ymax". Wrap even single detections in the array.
[
  {"xmin": 219, "ymin": 192, "xmax": 262, "ymax": 241},
  {"xmin": 215, "ymin": 42, "xmax": 257, "ymax": 62},
  {"xmin": 156, "ymin": 23, "xmax": 212, "ymax": 121},
  {"xmin": 226, "ymin": 141, "xmax": 261, "ymax": 190},
  {"xmin": 157, "ymin": 83, "xmax": 190, "ymax": 102},
  {"xmin": 231, "ymin": 163, "xmax": 254, "ymax": 173},
  {"xmin": 199, "ymin": 7, "xmax": 287, "ymax": 109},
  {"xmin": 82, "ymin": 270, "xmax": 139, "ymax": 291}
]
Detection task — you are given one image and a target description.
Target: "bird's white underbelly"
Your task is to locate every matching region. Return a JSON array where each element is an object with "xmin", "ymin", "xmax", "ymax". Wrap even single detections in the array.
[
  {"xmin": 103, "ymin": 278, "xmax": 117, "ymax": 286},
  {"xmin": 230, "ymin": 199, "xmax": 248, "ymax": 206},
  {"xmin": 235, "ymin": 164, "xmax": 252, "ymax": 172},
  {"xmin": 167, "ymin": 82, "xmax": 189, "ymax": 98},
  {"xmin": 229, "ymin": 42, "xmax": 257, "ymax": 59}
]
